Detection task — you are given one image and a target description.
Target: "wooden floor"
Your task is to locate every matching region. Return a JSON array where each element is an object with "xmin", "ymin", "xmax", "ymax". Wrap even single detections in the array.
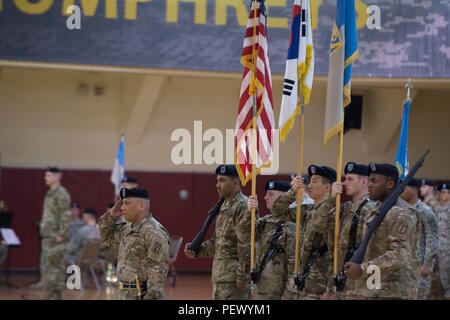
[{"xmin": 0, "ymin": 273, "xmax": 213, "ymax": 300}]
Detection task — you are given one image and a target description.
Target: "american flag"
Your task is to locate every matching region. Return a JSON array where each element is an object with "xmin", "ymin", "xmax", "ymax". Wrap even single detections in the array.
[{"xmin": 235, "ymin": 0, "xmax": 274, "ymax": 186}]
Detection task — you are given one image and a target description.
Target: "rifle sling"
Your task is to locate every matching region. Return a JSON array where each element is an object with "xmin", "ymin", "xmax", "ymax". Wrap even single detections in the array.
[{"xmin": 255, "ymin": 222, "xmax": 286, "ymax": 278}]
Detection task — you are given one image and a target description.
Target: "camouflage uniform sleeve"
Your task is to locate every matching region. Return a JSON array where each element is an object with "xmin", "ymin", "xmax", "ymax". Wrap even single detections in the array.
[
  {"xmin": 282, "ymin": 222, "xmax": 296, "ymax": 277},
  {"xmin": 422, "ymin": 208, "xmax": 440, "ymax": 265},
  {"xmin": 235, "ymin": 201, "xmax": 253, "ymax": 284},
  {"xmin": 311, "ymin": 197, "xmax": 335, "ymax": 234},
  {"xmin": 326, "ymin": 209, "xmax": 337, "ymax": 292},
  {"xmin": 254, "ymin": 212, "xmax": 264, "ymax": 243},
  {"xmin": 66, "ymin": 228, "xmax": 83, "ymax": 258},
  {"xmin": 198, "ymin": 233, "xmax": 216, "ymax": 257},
  {"xmin": 56, "ymin": 190, "xmax": 71, "ymax": 239},
  {"xmin": 98, "ymin": 212, "xmax": 122, "ymax": 249},
  {"xmin": 271, "ymin": 189, "xmax": 297, "ymax": 221},
  {"xmin": 146, "ymin": 234, "xmax": 170, "ymax": 300},
  {"xmin": 360, "ymin": 211, "xmax": 415, "ymax": 274}
]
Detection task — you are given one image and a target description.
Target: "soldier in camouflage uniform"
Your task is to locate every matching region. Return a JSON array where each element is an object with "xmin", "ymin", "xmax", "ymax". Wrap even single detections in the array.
[
  {"xmin": 67, "ymin": 203, "xmax": 84, "ymax": 242},
  {"xmin": 325, "ymin": 162, "xmax": 375, "ymax": 300},
  {"xmin": 344, "ymin": 163, "xmax": 421, "ymax": 300},
  {"xmin": 425, "ymin": 180, "xmax": 446, "ymax": 299},
  {"xmin": 184, "ymin": 165, "xmax": 252, "ymax": 300},
  {"xmin": 420, "ymin": 179, "xmax": 440, "ymax": 215},
  {"xmin": 437, "ymin": 183, "xmax": 450, "ymax": 299},
  {"xmin": 66, "ymin": 208, "xmax": 100, "ymax": 264},
  {"xmin": 247, "ymin": 180, "xmax": 296, "ymax": 300},
  {"xmin": 99, "ymin": 188, "xmax": 170, "ymax": 300},
  {"xmin": 39, "ymin": 167, "xmax": 71, "ymax": 300},
  {"xmin": 401, "ymin": 179, "xmax": 439, "ymax": 300},
  {"xmin": 270, "ymin": 165, "xmax": 337, "ymax": 300}
]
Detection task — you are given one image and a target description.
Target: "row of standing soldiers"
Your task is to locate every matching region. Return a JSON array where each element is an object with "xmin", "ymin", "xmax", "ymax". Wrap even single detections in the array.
[
  {"xmin": 37, "ymin": 164, "xmax": 449, "ymax": 300},
  {"xmin": 185, "ymin": 164, "xmax": 450, "ymax": 300}
]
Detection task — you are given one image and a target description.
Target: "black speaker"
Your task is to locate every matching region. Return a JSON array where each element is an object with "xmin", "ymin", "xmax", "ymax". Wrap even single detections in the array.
[{"xmin": 344, "ymin": 95, "xmax": 363, "ymax": 133}]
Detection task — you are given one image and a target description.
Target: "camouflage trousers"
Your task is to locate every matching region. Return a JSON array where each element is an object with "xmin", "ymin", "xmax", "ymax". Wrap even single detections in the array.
[
  {"xmin": 335, "ymin": 292, "xmax": 363, "ymax": 300},
  {"xmin": 41, "ymin": 238, "xmax": 66, "ymax": 299},
  {"xmin": 441, "ymin": 252, "xmax": 450, "ymax": 298},
  {"xmin": 428, "ymin": 256, "xmax": 446, "ymax": 299},
  {"xmin": 282, "ymin": 276, "xmax": 323, "ymax": 300},
  {"xmin": 417, "ymin": 260, "xmax": 435, "ymax": 300},
  {"xmin": 212, "ymin": 282, "xmax": 251, "ymax": 300},
  {"xmin": 253, "ymin": 290, "xmax": 283, "ymax": 300},
  {"xmin": 253, "ymin": 281, "xmax": 286, "ymax": 300}
]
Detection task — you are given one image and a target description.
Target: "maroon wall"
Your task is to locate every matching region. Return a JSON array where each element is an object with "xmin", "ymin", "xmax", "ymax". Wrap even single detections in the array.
[{"xmin": 0, "ymin": 167, "xmax": 295, "ymax": 270}]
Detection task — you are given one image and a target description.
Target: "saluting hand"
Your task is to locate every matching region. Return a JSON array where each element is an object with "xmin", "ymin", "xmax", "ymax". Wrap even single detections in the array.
[
  {"xmin": 109, "ymin": 199, "xmax": 123, "ymax": 217},
  {"xmin": 247, "ymin": 195, "xmax": 258, "ymax": 211}
]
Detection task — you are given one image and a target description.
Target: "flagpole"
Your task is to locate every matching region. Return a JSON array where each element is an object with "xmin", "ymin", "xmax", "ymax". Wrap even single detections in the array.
[
  {"xmin": 333, "ymin": 124, "xmax": 344, "ymax": 276},
  {"xmin": 294, "ymin": 100, "xmax": 304, "ymax": 278},
  {"xmin": 249, "ymin": 0, "xmax": 258, "ymax": 275},
  {"xmin": 405, "ymin": 78, "xmax": 412, "ymax": 100}
]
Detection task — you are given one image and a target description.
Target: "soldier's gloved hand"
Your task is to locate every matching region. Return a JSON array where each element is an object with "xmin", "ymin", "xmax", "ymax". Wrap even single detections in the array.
[
  {"xmin": 331, "ymin": 182, "xmax": 343, "ymax": 198},
  {"xmin": 109, "ymin": 199, "xmax": 123, "ymax": 217},
  {"xmin": 247, "ymin": 195, "xmax": 258, "ymax": 211},
  {"xmin": 236, "ymin": 281, "xmax": 247, "ymax": 291},
  {"xmin": 291, "ymin": 176, "xmax": 305, "ymax": 195},
  {"xmin": 184, "ymin": 243, "xmax": 196, "ymax": 259}
]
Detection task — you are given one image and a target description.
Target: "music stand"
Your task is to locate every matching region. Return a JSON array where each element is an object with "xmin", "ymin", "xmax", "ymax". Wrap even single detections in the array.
[{"xmin": 0, "ymin": 211, "xmax": 19, "ymax": 288}]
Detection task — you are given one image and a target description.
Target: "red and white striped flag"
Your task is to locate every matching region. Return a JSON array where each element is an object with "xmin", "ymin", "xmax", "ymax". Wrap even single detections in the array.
[{"xmin": 235, "ymin": 0, "xmax": 274, "ymax": 186}]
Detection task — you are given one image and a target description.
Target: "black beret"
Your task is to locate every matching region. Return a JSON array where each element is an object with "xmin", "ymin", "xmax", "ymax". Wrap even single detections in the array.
[
  {"xmin": 71, "ymin": 203, "xmax": 79, "ymax": 209},
  {"xmin": 308, "ymin": 165, "xmax": 337, "ymax": 183},
  {"xmin": 120, "ymin": 187, "xmax": 150, "ymax": 200},
  {"xmin": 440, "ymin": 183, "xmax": 450, "ymax": 191},
  {"xmin": 83, "ymin": 208, "xmax": 98, "ymax": 216},
  {"xmin": 407, "ymin": 179, "xmax": 421, "ymax": 189},
  {"xmin": 215, "ymin": 165, "xmax": 238, "ymax": 177},
  {"xmin": 46, "ymin": 167, "xmax": 61, "ymax": 173},
  {"xmin": 368, "ymin": 163, "xmax": 399, "ymax": 179},
  {"xmin": 122, "ymin": 176, "xmax": 138, "ymax": 184},
  {"xmin": 345, "ymin": 162, "xmax": 369, "ymax": 176},
  {"xmin": 265, "ymin": 181, "xmax": 291, "ymax": 192},
  {"xmin": 421, "ymin": 179, "xmax": 435, "ymax": 187}
]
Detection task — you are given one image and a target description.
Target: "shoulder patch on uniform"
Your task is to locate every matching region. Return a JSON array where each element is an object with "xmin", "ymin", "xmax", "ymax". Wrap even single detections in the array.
[
  {"xmin": 397, "ymin": 222, "xmax": 408, "ymax": 234},
  {"xmin": 151, "ymin": 241, "xmax": 162, "ymax": 253}
]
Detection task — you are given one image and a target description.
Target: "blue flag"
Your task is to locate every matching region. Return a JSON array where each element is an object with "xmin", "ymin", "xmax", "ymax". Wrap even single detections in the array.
[
  {"xmin": 395, "ymin": 99, "xmax": 411, "ymax": 180},
  {"xmin": 111, "ymin": 133, "xmax": 125, "ymax": 196}
]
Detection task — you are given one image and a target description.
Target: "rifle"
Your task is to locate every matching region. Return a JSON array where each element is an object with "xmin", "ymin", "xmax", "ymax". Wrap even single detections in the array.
[
  {"xmin": 187, "ymin": 197, "xmax": 225, "ymax": 256},
  {"xmin": 334, "ymin": 198, "xmax": 368, "ymax": 291},
  {"xmin": 251, "ymin": 222, "xmax": 285, "ymax": 283},
  {"xmin": 348, "ymin": 149, "xmax": 430, "ymax": 265},
  {"xmin": 295, "ymin": 233, "xmax": 328, "ymax": 291}
]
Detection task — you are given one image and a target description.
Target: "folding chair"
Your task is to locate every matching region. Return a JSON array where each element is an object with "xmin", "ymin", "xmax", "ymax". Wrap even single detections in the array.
[{"xmin": 76, "ymin": 239, "xmax": 104, "ymax": 291}]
